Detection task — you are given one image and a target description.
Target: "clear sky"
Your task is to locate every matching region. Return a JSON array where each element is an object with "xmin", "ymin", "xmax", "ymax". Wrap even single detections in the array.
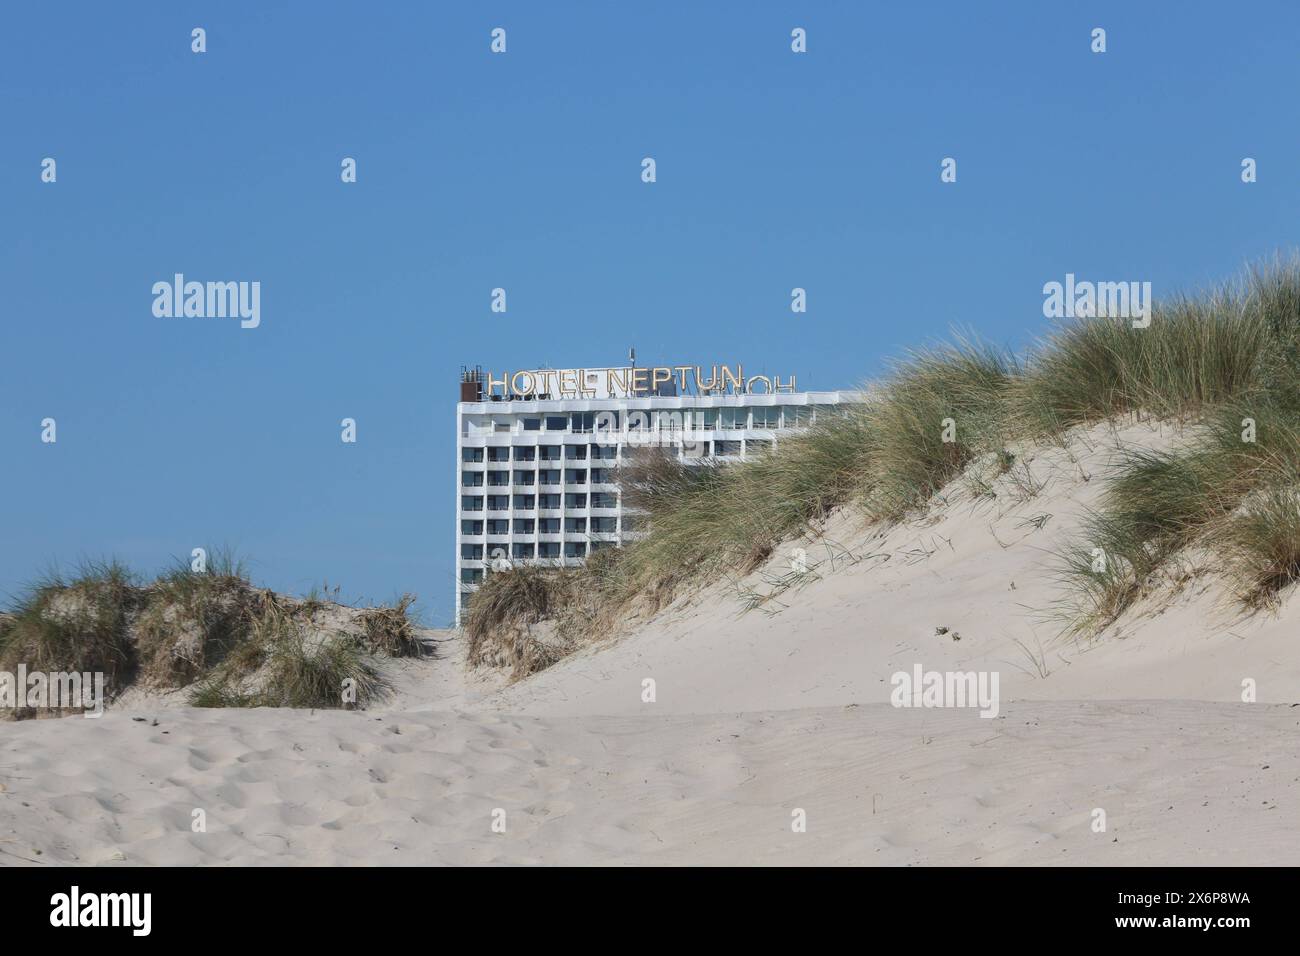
[{"xmin": 3, "ymin": 1, "xmax": 1297, "ymax": 625}]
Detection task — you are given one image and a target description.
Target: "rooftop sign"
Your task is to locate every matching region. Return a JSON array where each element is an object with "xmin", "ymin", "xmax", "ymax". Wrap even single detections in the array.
[{"xmin": 480, "ymin": 365, "xmax": 796, "ymax": 399}]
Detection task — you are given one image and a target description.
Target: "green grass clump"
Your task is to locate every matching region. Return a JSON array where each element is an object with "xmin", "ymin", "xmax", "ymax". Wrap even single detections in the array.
[
  {"xmin": 187, "ymin": 603, "xmax": 391, "ymax": 709},
  {"xmin": 1218, "ymin": 485, "xmax": 1300, "ymax": 607},
  {"xmin": 1058, "ymin": 382, "xmax": 1300, "ymax": 629},
  {"xmin": 0, "ymin": 551, "xmax": 409, "ymax": 715},
  {"xmin": 0, "ymin": 560, "xmax": 140, "ymax": 710},
  {"xmin": 464, "ymin": 564, "xmax": 578, "ymax": 678},
  {"xmin": 135, "ymin": 553, "xmax": 255, "ymax": 687},
  {"xmin": 857, "ymin": 338, "xmax": 1015, "ymax": 519},
  {"xmin": 1013, "ymin": 266, "xmax": 1289, "ymax": 435},
  {"xmin": 356, "ymin": 594, "xmax": 424, "ymax": 657}
]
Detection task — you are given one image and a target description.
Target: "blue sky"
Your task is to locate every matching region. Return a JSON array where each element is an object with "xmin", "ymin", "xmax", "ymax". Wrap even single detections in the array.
[{"xmin": 2, "ymin": 1, "xmax": 1298, "ymax": 625}]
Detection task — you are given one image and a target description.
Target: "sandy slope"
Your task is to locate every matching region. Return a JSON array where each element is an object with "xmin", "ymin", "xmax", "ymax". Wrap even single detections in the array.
[
  {"xmin": 3, "ymin": 421, "xmax": 1299, "ymax": 866},
  {"xmin": 489, "ymin": 421, "xmax": 1300, "ymax": 717},
  {"xmin": 4, "ymin": 701, "xmax": 1295, "ymax": 866}
]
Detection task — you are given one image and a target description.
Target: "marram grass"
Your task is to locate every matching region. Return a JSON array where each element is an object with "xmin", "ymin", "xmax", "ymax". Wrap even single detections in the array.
[
  {"xmin": 0, "ymin": 555, "xmax": 415, "ymax": 716},
  {"xmin": 467, "ymin": 257, "xmax": 1300, "ymax": 666}
]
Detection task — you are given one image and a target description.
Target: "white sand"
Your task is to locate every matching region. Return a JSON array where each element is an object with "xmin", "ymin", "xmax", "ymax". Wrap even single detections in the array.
[{"xmin": 3, "ymin": 421, "xmax": 1299, "ymax": 865}]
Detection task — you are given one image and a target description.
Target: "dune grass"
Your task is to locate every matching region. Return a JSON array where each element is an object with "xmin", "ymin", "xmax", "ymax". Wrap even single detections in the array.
[
  {"xmin": 188, "ymin": 602, "xmax": 391, "ymax": 709},
  {"xmin": 467, "ymin": 257, "xmax": 1300, "ymax": 660},
  {"xmin": 1056, "ymin": 371, "xmax": 1300, "ymax": 630},
  {"xmin": 464, "ymin": 563, "xmax": 583, "ymax": 679},
  {"xmin": 0, "ymin": 554, "xmax": 413, "ymax": 715},
  {"xmin": 135, "ymin": 551, "xmax": 254, "ymax": 687},
  {"xmin": 0, "ymin": 560, "xmax": 141, "ymax": 703},
  {"xmin": 1011, "ymin": 274, "xmax": 1278, "ymax": 435}
]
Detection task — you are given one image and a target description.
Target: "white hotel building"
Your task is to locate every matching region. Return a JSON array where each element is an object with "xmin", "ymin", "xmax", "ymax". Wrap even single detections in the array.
[{"xmin": 455, "ymin": 364, "xmax": 850, "ymax": 625}]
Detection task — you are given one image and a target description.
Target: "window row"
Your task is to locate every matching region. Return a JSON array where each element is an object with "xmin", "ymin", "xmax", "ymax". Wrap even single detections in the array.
[
  {"xmin": 460, "ymin": 516, "xmax": 619, "ymax": 539},
  {"xmin": 462, "ymin": 444, "xmax": 619, "ymax": 463},
  {"xmin": 459, "ymin": 540, "xmax": 621, "ymax": 581},
  {"xmin": 467, "ymin": 405, "xmax": 824, "ymax": 437},
  {"xmin": 461, "ymin": 468, "xmax": 616, "ymax": 487},
  {"xmin": 464, "ymin": 493, "xmax": 622, "ymax": 512}
]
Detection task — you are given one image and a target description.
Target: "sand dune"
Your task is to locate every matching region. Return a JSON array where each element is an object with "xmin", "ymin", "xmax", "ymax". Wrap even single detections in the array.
[
  {"xmin": 490, "ymin": 421, "xmax": 1300, "ymax": 718},
  {"xmin": 4, "ymin": 421, "xmax": 1299, "ymax": 866},
  {"xmin": 4, "ymin": 701, "xmax": 1295, "ymax": 866}
]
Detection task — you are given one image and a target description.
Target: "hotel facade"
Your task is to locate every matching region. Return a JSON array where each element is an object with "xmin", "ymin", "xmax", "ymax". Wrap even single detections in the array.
[{"xmin": 454, "ymin": 363, "xmax": 850, "ymax": 625}]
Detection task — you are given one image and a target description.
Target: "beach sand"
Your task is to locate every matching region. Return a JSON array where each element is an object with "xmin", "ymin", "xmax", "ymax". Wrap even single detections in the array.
[{"xmin": 4, "ymin": 421, "xmax": 1298, "ymax": 866}]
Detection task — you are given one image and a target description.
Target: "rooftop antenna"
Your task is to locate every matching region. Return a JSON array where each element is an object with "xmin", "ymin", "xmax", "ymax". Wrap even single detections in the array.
[{"xmin": 628, "ymin": 346, "xmax": 636, "ymax": 367}]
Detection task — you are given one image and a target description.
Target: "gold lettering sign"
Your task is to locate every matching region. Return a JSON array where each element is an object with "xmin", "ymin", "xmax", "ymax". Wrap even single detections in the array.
[{"xmin": 481, "ymin": 365, "xmax": 796, "ymax": 398}]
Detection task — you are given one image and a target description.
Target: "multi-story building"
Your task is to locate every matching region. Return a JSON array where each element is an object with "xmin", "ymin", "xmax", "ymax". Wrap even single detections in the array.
[{"xmin": 454, "ymin": 362, "xmax": 850, "ymax": 625}]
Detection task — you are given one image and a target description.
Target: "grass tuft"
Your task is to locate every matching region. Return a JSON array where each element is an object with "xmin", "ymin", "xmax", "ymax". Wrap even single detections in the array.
[{"xmin": 0, "ymin": 552, "xmax": 408, "ymax": 716}]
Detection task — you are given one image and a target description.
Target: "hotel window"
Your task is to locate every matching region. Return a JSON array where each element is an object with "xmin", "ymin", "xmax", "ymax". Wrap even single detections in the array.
[
  {"xmin": 546, "ymin": 416, "xmax": 568, "ymax": 431},
  {"xmin": 590, "ymin": 468, "xmax": 610, "ymax": 484},
  {"xmin": 591, "ymin": 444, "xmax": 617, "ymax": 460},
  {"xmin": 565, "ymin": 517, "xmax": 587, "ymax": 533},
  {"xmin": 461, "ymin": 447, "xmax": 484, "ymax": 463},
  {"xmin": 493, "ymin": 420, "xmax": 512, "ymax": 433},
  {"xmin": 513, "ymin": 494, "xmax": 536, "ymax": 510},
  {"xmin": 538, "ymin": 542, "xmax": 561, "ymax": 558},
  {"xmin": 656, "ymin": 411, "xmax": 682, "ymax": 432},
  {"xmin": 564, "ymin": 542, "xmax": 587, "ymax": 558},
  {"xmin": 487, "ymin": 495, "xmax": 510, "ymax": 511},
  {"xmin": 539, "ymin": 445, "xmax": 561, "ymax": 461},
  {"xmin": 539, "ymin": 494, "xmax": 562, "ymax": 509},
  {"xmin": 752, "ymin": 406, "xmax": 780, "ymax": 429},
  {"xmin": 461, "ymin": 472, "xmax": 484, "ymax": 487},
  {"xmin": 591, "ymin": 517, "xmax": 617, "ymax": 533},
  {"xmin": 571, "ymin": 412, "xmax": 595, "ymax": 433},
  {"xmin": 512, "ymin": 543, "xmax": 536, "ymax": 559},
  {"xmin": 513, "ymin": 518, "xmax": 535, "ymax": 534},
  {"xmin": 590, "ymin": 492, "xmax": 617, "ymax": 508},
  {"xmin": 714, "ymin": 440, "xmax": 741, "ymax": 456},
  {"xmin": 460, "ymin": 568, "xmax": 483, "ymax": 584},
  {"xmin": 513, "ymin": 446, "xmax": 536, "ymax": 461},
  {"xmin": 461, "ymin": 519, "xmax": 483, "ymax": 535},
  {"xmin": 565, "ymin": 445, "xmax": 588, "ymax": 460},
  {"xmin": 539, "ymin": 469, "xmax": 561, "ymax": 485},
  {"xmin": 784, "ymin": 406, "xmax": 809, "ymax": 428},
  {"xmin": 461, "ymin": 496, "xmax": 483, "ymax": 511},
  {"xmin": 487, "ymin": 447, "xmax": 510, "ymax": 462},
  {"xmin": 514, "ymin": 470, "xmax": 535, "ymax": 485},
  {"xmin": 487, "ymin": 470, "xmax": 509, "ymax": 486},
  {"xmin": 460, "ymin": 544, "xmax": 483, "ymax": 560},
  {"xmin": 523, "ymin": 418, "xmax": 541, "ymax": 431},
  {"xmin": 486, "ymin": 519, "xmax": 509, "ymax": 535},
  {"xmin": 565, "ymin": 493, "xmax": 587, "ymax": 508},
  {"xmin": 565, "ymin": 469, "xmax": 587, "ymax": 485},
  {"xmin": 720, "ymin": 407, "xmax": 747, "ymax": 429},
  {"xmin": 539, "ymin": 517, "xmax": 561, "ymax": 533}
]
